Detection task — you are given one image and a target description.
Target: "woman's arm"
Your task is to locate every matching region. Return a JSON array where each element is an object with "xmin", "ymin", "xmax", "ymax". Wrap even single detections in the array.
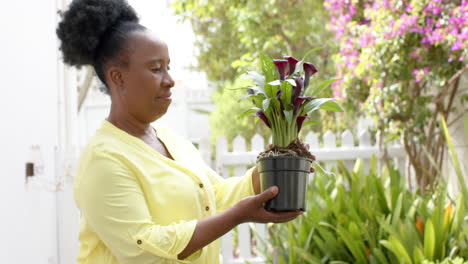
[
  {"xmin": 178, "ymin": 186, "xmax": 301, "ymax": 259},
  {"xmin": 252, "ymin": 166, "xmax": 261, "ymax": 194}
]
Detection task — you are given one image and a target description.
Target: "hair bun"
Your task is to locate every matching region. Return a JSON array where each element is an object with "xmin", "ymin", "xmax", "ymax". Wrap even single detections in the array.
[{"xmin": 56, "ymin": 0, "xmax": 139, "ymax": 67}]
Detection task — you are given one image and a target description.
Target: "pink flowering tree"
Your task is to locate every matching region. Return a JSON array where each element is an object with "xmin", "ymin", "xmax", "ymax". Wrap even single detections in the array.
[{"xmin": 325, "ymin": 0, "xmax": 468, "ymax": 189}]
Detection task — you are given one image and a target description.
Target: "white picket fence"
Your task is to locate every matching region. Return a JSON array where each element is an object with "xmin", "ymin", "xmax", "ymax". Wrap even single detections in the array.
[{"xmin": 214, "ymin": 129, "xmax": 406, "ymax": 264}]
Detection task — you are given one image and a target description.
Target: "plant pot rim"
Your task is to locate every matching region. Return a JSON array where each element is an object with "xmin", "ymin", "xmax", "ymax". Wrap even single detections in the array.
[{"xmin": 257, "ymin": 155, "xmax": 313, "ymax": 163}]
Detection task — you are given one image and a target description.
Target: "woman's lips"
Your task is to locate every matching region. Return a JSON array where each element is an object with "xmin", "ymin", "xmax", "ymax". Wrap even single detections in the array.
[{"xmin": 157, "ymin": 93, "xmax": 172, "ymax": 101}]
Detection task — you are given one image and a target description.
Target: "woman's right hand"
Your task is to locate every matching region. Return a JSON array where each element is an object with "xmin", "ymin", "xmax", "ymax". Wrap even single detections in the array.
[
  {"xmin": 179, "ymin": 186, "xmax": 301, "ymax": 259},
  {"xmin": 231, "ymin": 186, "xmax": 302, "ymax": 224}
]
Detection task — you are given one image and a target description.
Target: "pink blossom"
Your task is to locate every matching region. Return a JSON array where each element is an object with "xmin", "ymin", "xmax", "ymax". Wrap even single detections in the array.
[
  {"xmin": 410, "ymin": 51, "xmax": 419, "ymax": 58},
  {"xmin": 359, "ymin": 32, "xmax": 375, "ymax": 48},
  {"xmin": 349, "ymin": 5, "xmax": 356, "ymax": 16},
  {"xmin": 426, "ymin": 18, "xmax": 433, "ymax": 26},
  {"xmin": 405, "ymin": 3, "xmax": 412, "ymax": 13},
  {"xmin": 333, "ymin": 90, "xmax": 342, "ymax": 98},
  {"xmin": 433, "ymin": 7, "xmax": 442, "ymax": 15},
  {"xmin": 412, "ymin": 69, "xmax": 423, "ymax": 83},
  {"xmin": 451, "ymin": 41, "xmax": 463, "ymax": 51},
  {"xmin": 429, "ymin": 29, "xmax": 445, "ymax": 44}
]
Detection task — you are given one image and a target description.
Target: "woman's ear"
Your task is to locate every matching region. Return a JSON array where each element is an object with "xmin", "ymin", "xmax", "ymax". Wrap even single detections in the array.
[{"xmin": 108, "ymin": 66, "xmax": 124, "ymax": 90}]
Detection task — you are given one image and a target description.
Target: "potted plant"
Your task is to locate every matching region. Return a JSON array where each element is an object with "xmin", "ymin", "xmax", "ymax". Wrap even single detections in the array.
[{"xmin": 239, "ymin": 52, "xmax": 343, "ymax": 211}]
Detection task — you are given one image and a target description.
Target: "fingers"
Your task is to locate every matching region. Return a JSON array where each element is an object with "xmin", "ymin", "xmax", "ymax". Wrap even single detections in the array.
[
  {"xmin": 264, "ymin": 210, "xmax": 303, "ymax": 223},
  {"xmin": 255, "ymin": 186, "xmax": 279, "ymax": 203},
  {"xmin": 310, "ymin": 167, "xmax": 315, "ymax": 173}
]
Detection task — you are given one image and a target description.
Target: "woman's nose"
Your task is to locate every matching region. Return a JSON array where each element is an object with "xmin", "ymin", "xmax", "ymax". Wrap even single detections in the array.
[{"xmin": 164, "ymin": 72, "xmax": 175, "ymax": 88}]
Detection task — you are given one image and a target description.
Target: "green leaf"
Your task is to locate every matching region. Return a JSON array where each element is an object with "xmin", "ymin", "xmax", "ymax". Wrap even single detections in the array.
[
  {"xmin": 285, "ymin": 78, "xmax": 297, "ymax": 87},
  {"xmin": 310, "ymin": 78, "xmax": 342, "ymax": 97},
  {"xmin": 302, "ymin": 120, "xmax": 320, "ymax": 127},
  {"xmin": 191, "ymin": 108, "xmax": 211, "ymax": 115},
  {"xmin": 413, "ymin": 247, "xmax": 425, "ymax": 264},
  {"xmin": 281, "ymin": 82, "xmax": 293, "ymax": 106},
  {"xmin": 440, "ymin": 114, "xmax": 468, "ymax": 209},
  {"xmin": 391, "ymin": 193, "xmax": 403, "ymax": 225},
  {"xmin": 424, "ymin": 219, "xmax": 435, "ymax": 260},
  {"xmin": 337, "ymin": 226, "xmax": 367, "ymax": 263},
  {"xmin": 268, "ymin": 80, "xmax": 282, "ymax": 86},
  {"xmin": 293, "ymin": 46, "xmax": 325, "ymax": 74},
  {"xmin": 237, "ymin": 108, "xmax": 259, "ymax": 120},
  {"xmin": 372, "ymin": 248, "xmax": 390, "ymax": 264},
  {"xmin": 245, "ymin": 71, "xmax": 265, "ymax": 89},
  {"xmin": 302, "ymin": 46, "xmax": 325, "ymax": 61},
  {"xmin": 451, "ymin": 195, "xmax": 465, "ymax": 234},
  {"xmin": 259, "ymin": 53, "xmax": 277, "ymax": 82},
  {"xmin": 304, "ymin": 98, "xmax": 335, "ymax": 113},
  {"xmin": 381, "ymin": 237, "xmax": 413, "ymax": 264},
  {"xmin": 320, "ymin": 101, "xmax": 344, "ymax": 112},
  {"xmin": 238, "ymin": 93, "xmax": 254, "ymax": 102},
  {"xmin": 263, "ymin": 98, "xmax": 271, "ymax": 111},
  {"xmin": 284, "ymin": 110, "xmax": 293, "ymax": 124}
]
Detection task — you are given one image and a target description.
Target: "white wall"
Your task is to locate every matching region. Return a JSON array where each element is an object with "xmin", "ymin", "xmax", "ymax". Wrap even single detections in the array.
[
  {"xmin": 0, "ymin": 1, "xmax": 61, "ymax": 263},
  {"xmin": 0, "ymin": 1, "xmax": 211, "ymax": 263}
]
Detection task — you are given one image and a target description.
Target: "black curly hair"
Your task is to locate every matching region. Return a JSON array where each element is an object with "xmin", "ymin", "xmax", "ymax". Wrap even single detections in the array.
[{"xmin": 56, "ymin": 0, "xmax": 146, "ymax": 93}]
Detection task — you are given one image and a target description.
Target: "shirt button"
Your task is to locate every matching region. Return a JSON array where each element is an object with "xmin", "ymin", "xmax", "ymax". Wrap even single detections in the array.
[
  {"xmin": 199, "ymin": 183, "xmax": 204, "ymax": 188},
  {"xmin": 205, "ymin": 206, "xmax": 210, "ymax": 211},
  {"xmin": 137, "ymin": 240, "xmax": 142, "ymax": 245}
]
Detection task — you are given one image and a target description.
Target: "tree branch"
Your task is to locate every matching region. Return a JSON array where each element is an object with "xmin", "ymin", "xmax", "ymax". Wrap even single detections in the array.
[{"xmin": 433, "ymin": 64, "xmax": 468, "ymax": 104}]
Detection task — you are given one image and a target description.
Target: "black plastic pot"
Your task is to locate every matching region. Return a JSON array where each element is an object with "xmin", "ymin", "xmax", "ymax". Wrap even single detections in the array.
[{"xmin": 257, "ymin": 156, "xmax": 313, "ymax": 211}]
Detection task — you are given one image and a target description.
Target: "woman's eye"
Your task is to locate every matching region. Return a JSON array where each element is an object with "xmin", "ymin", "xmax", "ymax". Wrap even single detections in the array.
[{"xmin": 151, "ymin": 68, "xmax": 162, "ymax": 72}]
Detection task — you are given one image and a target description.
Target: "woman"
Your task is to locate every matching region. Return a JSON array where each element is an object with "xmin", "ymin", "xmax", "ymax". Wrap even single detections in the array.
[{"xmin": 57, "ymin": 0, "xmax": 304, "ymax": 263}]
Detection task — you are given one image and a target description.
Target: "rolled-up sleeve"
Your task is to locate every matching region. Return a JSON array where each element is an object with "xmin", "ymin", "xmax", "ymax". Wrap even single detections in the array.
[
  {"xmin": 204, "ymin": 166, "xmax": 256, "ymax": 213},
  {"xmin": 76, "ymin": 152, "xmax": 201, "ymax": 263}
]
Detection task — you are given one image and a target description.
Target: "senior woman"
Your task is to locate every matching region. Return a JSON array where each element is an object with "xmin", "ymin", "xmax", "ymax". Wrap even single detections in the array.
[{"xmin": 56, "ymin": 0, "xmax": 303, "ymax": 263}]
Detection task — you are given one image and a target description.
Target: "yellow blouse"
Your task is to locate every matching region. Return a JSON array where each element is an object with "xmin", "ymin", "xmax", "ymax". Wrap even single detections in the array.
[{"xmin": 75, "ymin": 120, "xmax": 255, "ymax": 264}]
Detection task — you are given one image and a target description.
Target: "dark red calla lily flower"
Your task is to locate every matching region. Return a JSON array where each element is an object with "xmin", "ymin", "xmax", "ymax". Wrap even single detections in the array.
[
  {"xmin": 276, "ymin": 89, "xmax": 285, "ymax": 111},
  {"xmin": 284, "ymin": 56, "xmax": 299, "ymax": 76},
  {"xmin": 293, "ymin": 96, "xmax": 312, "ymax": 115},
  {"xmin": 276, "ymin": 89, "xmax": 282, "ymax": 99},
  {"xmin": 254, "ymin": 110, "xmax": 271, "ymax": 128},
  {"xmin": 273, "ymin": 59, "xmax": 288, "ymax": 80},
  {"xmin": 297, "ymin": 114, "xmax": 308, "ymax": 131},
  {"xmin": 303, "ymin": 62, "xmax": 318, "ymax": 90},
  {"xmin": 292, "ymin": 76, "xmax": 304, "ymax": 99}
]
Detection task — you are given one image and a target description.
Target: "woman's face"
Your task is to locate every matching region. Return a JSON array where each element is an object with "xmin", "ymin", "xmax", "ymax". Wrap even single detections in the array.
[{"xmin": 113, "ymin": 30, "xmax": 175, "ymax": 123}]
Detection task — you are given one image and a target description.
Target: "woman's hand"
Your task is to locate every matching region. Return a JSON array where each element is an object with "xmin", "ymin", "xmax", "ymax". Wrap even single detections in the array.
[{"xmin": 231, "ymin": 186, "xmax": 302, "ymax": 224}]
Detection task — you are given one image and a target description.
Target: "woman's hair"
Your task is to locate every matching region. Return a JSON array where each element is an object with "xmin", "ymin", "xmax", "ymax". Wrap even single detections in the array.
[{"xmin": 56, "ymin": 0, "xmax": 146, "ymax": 93}]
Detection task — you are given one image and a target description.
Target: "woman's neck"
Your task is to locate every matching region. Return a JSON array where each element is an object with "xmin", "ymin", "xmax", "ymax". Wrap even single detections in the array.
[{"xmin": 107, "ymin": 108, "xmax": 154, "ymax": 139}]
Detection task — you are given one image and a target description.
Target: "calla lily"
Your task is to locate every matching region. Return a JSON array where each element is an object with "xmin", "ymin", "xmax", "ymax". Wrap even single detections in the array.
[
  {"xmin": 276, "ymin": 89, "xmax": 285, "ymax": 111},
  {"xmin": 240, "ymin": 53, "xmax": 342, "ymax": 148},
  {"xmin": 293, "ymin": 96, "xmax": 312, "ymax": 115},
  {"xmin": 254, "ymin": 110, "xmax": 271, "ymax": 128},
  {"xmin": 273, "ymin": 59, "xmax": 288, "ymax": 80},
  {"xmin": 303, "ymin": 62, "xmax": 318, "ymax": 90},
  {"xmin": 284, "ymin": 56, "xmax": 299, "ymax": 76},
  {"xmin": 292, "ymin": 76, "xmax": 304, "ymax": 99},
  {"xmin": 276, "ymin": 89, "xmax": 282, "ymax": 99},
  {"xmin": 297, "ymin": 114, "xmax": 308, "ymax": 131}
]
